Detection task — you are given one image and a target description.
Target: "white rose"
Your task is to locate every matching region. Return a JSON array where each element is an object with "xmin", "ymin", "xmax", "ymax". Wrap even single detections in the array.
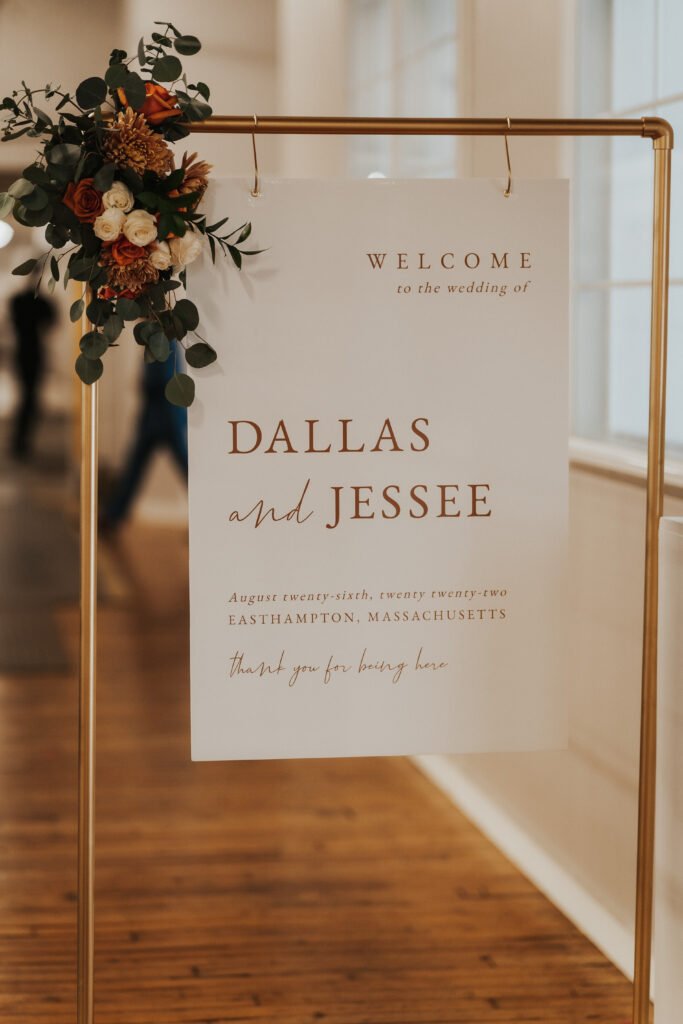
[
  {"xmin": 102, "ymin": 180, "xmax": 134, "ymax": 213},
  {"xmin": 93, "ymin": 207, "xmax": 125, "ymax": 242},
  {"xmin": 123, "ymin": 209, "xmax": 157, "ymax": 247},
  {"xmin": 168, "ymin": 232, "xmax": 203, "ymax": 268},
  {"xmin": 148, "ymin": 241, "xmax": 172, "ymax": 270}
]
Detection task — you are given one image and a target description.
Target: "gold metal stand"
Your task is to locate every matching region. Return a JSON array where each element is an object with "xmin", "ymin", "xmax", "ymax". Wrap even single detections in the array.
[
  {"xmin": 77, "ymin": 115, "xmax": 672, "ymax": 1024},
  {"xmin": 78, "ymin": 372, "xmax": 97, "ymax": 1024}
]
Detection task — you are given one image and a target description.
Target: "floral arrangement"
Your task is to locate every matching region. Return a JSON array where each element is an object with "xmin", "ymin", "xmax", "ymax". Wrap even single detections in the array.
[{"xmin": 0, "ymin": 22, "xmax": 259, "ymax": 405}]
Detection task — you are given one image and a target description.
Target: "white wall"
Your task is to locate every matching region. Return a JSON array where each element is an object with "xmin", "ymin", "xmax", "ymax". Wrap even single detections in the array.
[{"xmin": 276, "ymin": 0, "xmax": 348, "ymax": 178}]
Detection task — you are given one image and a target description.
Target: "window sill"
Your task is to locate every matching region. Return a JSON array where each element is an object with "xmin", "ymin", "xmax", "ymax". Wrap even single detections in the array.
[{"xmin": 569, "ymin": 438, "xmax": 683, "ymax": 498}]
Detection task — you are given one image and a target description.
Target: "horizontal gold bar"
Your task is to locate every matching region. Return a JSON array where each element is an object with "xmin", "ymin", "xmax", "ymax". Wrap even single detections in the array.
[{"xmin": 188, "ymin": 115, "xmax": 673, "ymax": 146}]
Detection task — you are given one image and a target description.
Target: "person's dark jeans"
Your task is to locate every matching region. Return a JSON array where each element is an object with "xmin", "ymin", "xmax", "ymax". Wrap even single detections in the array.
[{"xmin": 104, "ymin": 400, "xmax": 187, "ymax": 529}]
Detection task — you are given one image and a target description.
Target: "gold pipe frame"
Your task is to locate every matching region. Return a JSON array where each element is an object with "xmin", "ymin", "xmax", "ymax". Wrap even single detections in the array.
[{"xmin": 77, "ymin": 115, "xmax": 672, "ymax": 1024}]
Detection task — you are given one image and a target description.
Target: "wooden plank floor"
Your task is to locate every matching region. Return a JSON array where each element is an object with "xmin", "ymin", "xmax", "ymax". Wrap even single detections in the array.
[{"xmin": 0, "ymin": 523, "xmax": 633, "ymax": 1023}]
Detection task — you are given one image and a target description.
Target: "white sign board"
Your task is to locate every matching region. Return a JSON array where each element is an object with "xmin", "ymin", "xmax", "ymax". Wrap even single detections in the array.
[{"xmin": 188, "ymin": 178, "xmax": 568, "ymax": 760}]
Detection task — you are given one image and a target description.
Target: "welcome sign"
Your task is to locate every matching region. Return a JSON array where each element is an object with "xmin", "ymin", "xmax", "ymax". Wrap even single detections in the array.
[{"xmin": 188, "ymin": 178, "xmax": 568, "ymax": 760}]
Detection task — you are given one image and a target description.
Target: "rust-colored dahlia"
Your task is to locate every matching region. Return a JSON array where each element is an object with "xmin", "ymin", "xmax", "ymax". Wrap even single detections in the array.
[
  {"xmin": 100, "ymin": 242, "xmax": 159, "ymax": 294},
  {"xmin": 103, "ymin": 107, "xmax": 174, "ymax": 177}
]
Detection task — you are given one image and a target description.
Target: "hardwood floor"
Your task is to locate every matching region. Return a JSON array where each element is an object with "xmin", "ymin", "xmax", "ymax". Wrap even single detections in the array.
[{"xmin": 0, "ymin": 523, "xmax": 633, "ymax": 1023}]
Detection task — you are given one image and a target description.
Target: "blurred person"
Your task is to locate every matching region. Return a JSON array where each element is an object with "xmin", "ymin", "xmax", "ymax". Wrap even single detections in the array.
[
  {"xmin": 9, "ymin": 275, "xmax": 56, "ymax": 460},
  {"xmin": 101, "ymin": 344, "xmax": 187, "ymax": 532}
]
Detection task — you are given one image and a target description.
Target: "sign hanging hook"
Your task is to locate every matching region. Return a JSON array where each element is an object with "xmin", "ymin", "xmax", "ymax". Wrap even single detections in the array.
[
  {"xmin": 503, "ymin": 117, "xmax": 512, "ymax": 198},
  {"xmin": 251, "ymin": 114, "xmax": 261, "ymax": 198}
]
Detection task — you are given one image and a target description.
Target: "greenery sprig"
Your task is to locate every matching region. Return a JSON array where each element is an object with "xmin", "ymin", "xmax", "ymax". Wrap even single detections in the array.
[{"xmin": 0, "ymin": 22, "xmax": 261, "ymax": 406}]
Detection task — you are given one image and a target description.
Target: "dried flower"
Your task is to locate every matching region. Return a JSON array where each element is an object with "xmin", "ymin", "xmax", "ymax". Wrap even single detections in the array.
[
  {"xmin": 100, "ymin": 238, "xmax": 159, "ymax": 294},
  {"xmin": 103, "ymin": 108, "xmax": 174, "ymax": 176},
  {"xmin": 171, "ymin": 151, "xmax": 212, "ymax": 204}
]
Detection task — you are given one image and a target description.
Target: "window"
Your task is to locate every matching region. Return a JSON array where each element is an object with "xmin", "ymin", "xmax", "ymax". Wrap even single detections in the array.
[
  {"xmin": 575, "ymin": 0, "xmax": 683, "ymax": 450},
  {"xmin": 347, "ymin": 0, "xmax": 460, "ymax": 179}
]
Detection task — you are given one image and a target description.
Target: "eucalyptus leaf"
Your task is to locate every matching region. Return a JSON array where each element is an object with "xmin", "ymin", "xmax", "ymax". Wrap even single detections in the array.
[
  {"xmin": 8, "ymin": 177, "xmax": 34, "ymax": 198},
  {"xmin": 165, "ymin": 372, "xmax": 195, "ymax": 407},
  {"xmin": 173, "ymin": 298, "xmax": 199, "ymax": 331},
  {"xmin": 133, "ymin": 320, "xmax": 156, "ymax": 345},
  {"xmin": 185, "ymin": 342, "xmax": 217, "ymax": 369},
  {"xmin": 86, "ymin": 297, "xmax": 112, "ymax": 325},
  {"xmin": 0, "ymin": 192, "xmax": 14, "ymax": 219},
  {"xmin": 76, "ymin": 77, "xmax": 107, "ymax": 109},
  {"xmin": 22, "ymin": 185, "xmax": 48, "ymax": 211},
  {"xmin": 103, "ymin": 314, "xmax": 124, "ymax": 343},
  {"xmin": 79, "ymin": 330, "xmax": 109, "ymax": 360},
  {"xmin": 148, "ymin": 331, "xmax": 171, "ymax": 362},
  {"xmin": 33, "ymin": 106, "xmax": 53, "ymax": 126},
  {"xmin": 70, "ymin": 298, "xmax": 85, "ymax": 322},
  {"xmin": 116, "ymin": 297, "xmax": 142, "ymax": 321},
  {"xmin": 75, "ymin": 353, "xmax": 103, "ymax": 384},
  {"xmin": 122, "ymin": 72, "xmax": 147, "ymax": 110},
  {"xmin": 152, "ymin": 55, "xmax": 182, "ymax": 82},
  {"xmin": 104, "ymin": 64, "xmax": 128, "ymax": 90},
  {"xmin": 22, "ymin": 165, "xmax": 51, "ymax": 186},
  {"xmin": 45, "ymin": 222, "xmax": 68, "ymax": 248},
  {"xmin": 48, "ymin": 142, "xmax": 81, "ymax": 166},
  {"xmin": 93, "ymin": 163, "xmax": 116, "ymax": 191},
  {"xmin": 13, "ymin": 202, "xmax": 52, "ymax": 228},
  {"xmin": 12, "ymin": 258, "xmax": 38, "ymax": 276},
  {"xmin": 174, "ymin": 35, "xmax": 201, "ymax": 56}
]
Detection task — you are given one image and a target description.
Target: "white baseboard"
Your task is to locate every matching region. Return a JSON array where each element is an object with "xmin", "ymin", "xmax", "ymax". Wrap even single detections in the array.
[{"xmin": 413, "ymin": 753, "xmax": 636, "ymax": 982}]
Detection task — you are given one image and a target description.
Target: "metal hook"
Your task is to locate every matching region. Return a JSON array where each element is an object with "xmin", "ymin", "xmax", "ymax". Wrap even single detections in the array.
[
  {"xmin": 250, "ymin": 115, "xmax": 261, "ymax": 198},
  {"xmin": 503, "ymin": 116, "xmax": 512, "ymax": 198}
]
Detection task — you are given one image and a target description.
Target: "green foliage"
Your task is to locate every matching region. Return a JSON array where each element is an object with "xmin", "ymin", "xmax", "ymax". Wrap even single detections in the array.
[
  {"xmin": 75, "ymin": 353, "xmax": 103, "ymax": 384},
  {"xmin": 76, "ymin": 77, "xmax": 107, "ymax": 109},
  {"xmin": 79, "ymin": 330, "xmax": 109, "ymax": 359},
  {"xmin": 12, "ymin": 258, "xmax": 38, "ymax": 276},
  {"xmin": 93, "ymin": 163, "xmax": 116, "ymax": 191},
  {"xmin": 185, "ymin": 342, "xmax": 216, "ymax": 368},
  {"xmin": 165, "ymin": 372, "xmax": 195, "ymax": 407},
  {"xmin": 0, "ymin": 192, "xmax": 15, "ymax": 219},
  {"xmin": 175, "ymin": 35, "xmax": 201, "ymax": 55},
  {"xmin": 0, "ymin": 22, "xmax": 261, "ymax": 406},
  {"xmin": 152, "ymin": 55, "xmax": 182, "ymax": 82},
  {"xmin": 116, "ymin": 298, "xmax": 142, "ymax": 321}
]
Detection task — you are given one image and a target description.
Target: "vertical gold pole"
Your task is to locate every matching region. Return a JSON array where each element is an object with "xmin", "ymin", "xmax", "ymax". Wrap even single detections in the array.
[
  {"xmin": 632, "ymin": 140, "xmax": 672, "ymax": 1024},
  {"xmin": 77, "ymin": 364, "xmax": 98, "ymax": 1022}
]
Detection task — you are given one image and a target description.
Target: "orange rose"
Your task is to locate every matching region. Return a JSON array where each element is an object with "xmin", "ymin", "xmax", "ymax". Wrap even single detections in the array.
[
  {"xmin": 117, "ymin": 82, "xmax": 180, "ymax": 126},
  {"xmin": 63, "ymin": 178, "xmax": 103, "ymax": 223},
  {"xmin": 107, "ymin": 237, "xmax": 148, "ymax": 266}
]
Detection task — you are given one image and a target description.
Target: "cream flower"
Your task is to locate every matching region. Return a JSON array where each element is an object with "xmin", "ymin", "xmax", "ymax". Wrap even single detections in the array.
[
  {"xmin": 148, "ymin": 241, "xmax": 172, "ymax": 270},
  {"xmin": 102, "ymin": 180, "xmax": 134, "ymax": 213},
  {"xmin": 168, "ymin": 232, "xmax": 203, "ymax": 268},
  {"xmin": 123, "ymin": 208, "xmax": 157, "ymax": 247},
  {"xmin": 93, "ymin": 206, "xmax": 125, "ymax": 242}
]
